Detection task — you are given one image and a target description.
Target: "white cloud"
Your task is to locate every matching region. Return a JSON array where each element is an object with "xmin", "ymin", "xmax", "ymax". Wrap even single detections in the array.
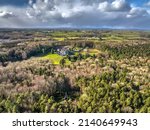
[
  {"xmin": 127, "ymin": 7, "xmax": 148, "ymax": 18},
  {"xmin": 0, "ymin": 11, "xmax": 15, "ymax": 18},
  {"xmin": 29, "ymin": 0, "xmax": 33, "ymax": 5},
  {"xmin": 146, "ymin": 1, "xmax": 150, "ymax": 6},
  {"xmin": 0, "ymin": 6, "xmax": 42, "ymax": 28},
  {"xmin": 98, "ymin": 0, "xmax": 131, "ymax": 12},
  {"xmin": 112, "ymin": 0, "xmax": 131, "ymax": 11},
  {"xmin": 98, "ymin": 2, "xmax": 110, "ymax": 12},
  {"xmin": 26, "ymin": 0, "xmax": 97, "ymax": 23}
]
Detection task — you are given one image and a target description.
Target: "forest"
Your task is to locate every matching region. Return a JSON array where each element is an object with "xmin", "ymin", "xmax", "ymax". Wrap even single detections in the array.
[{"xmin": 0, "ymin": 29, "xmax": 150, "ymax": 113}]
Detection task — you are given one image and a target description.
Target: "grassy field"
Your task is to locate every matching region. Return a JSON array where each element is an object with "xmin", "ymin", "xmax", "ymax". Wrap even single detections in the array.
[
  {"xmin": 53, "ymin": 37, "xmax": 65, "ymax": 41},
  {"xmin": 43, "ymin": 53, "xmax": 71, "ymax": 65},
  {"xmin": 53, "ymin": 37, "xmax": 79, "ymax": 41},
  {"xmin": 81, "ymin": 49, "xmax": 101, "ymax": 55},
  {"xmin": 42, "ymin": 48, "xmax": 100, "ymax": 65}
]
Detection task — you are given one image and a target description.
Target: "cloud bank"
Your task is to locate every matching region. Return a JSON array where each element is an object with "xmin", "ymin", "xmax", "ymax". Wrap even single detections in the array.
[{"xmin": 0, "ymin": 0, "xmax": 150, "ymax": 29}]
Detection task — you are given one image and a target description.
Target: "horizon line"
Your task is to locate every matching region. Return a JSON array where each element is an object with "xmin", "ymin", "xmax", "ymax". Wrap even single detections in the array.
[{"xmin": 0, "ymin": 27, "xmax": 150, "ymax": 31}]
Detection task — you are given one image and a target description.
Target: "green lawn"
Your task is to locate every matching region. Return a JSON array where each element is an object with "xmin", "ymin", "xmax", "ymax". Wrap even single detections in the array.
[
  {"xmin": 42, "ymin": 48, "xmax": 100, "ymax": 65},
  {"xmin": 53, "ymin": 37, "xmax": 65, "ymax": 41},
  {"xmin": 43, "ymin": 53, "xmax": 71, "ymax": 65},
  {"xmin": 81, "ymin": 49, "xmax": 100, "ymax": 55}
]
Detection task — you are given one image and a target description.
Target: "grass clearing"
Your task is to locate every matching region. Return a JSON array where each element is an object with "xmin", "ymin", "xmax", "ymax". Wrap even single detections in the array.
[
  {"xmin": 53, "ymin": 37, "xmax": 65, "ymax": 41},
  {"xmin": 43, "ymin": 53, "xmax": 62, "ymax": 64},
  {"xmin": 88, "ymin": 49, "xmax": 101, "ymax": 54},
  {"xmin": 67, "ymin": 37, "xmax": 79, "ymax": 40},
  {"xmin": 43, "ymin": 53, "xmax": 71, "ymax": 65},
  {"xmin": 81, "ymin": 49, "xmax": 100, "ymax": 55}
]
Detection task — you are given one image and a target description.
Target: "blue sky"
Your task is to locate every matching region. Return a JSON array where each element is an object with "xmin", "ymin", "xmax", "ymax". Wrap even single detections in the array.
[
  {"xmin": 0, "ymin": 0, "xmax": 150, "ymax": 29},
  {"xmin": 128, "ymin": 0, "xmax": 148, "ymax": 6}
]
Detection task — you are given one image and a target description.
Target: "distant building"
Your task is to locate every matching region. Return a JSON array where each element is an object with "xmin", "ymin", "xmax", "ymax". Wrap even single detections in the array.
[
  {"xmin": 59, "ymin": 49, "xmax": 69, "ymax": 56},
  {"xmin": 57, "ymin": 47, "xmax": 74, "ymax": 56}
]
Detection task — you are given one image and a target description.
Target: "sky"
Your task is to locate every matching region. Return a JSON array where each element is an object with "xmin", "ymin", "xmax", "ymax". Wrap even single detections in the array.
[{"xmin": 0, "ymin": 0, "xmax": 150, "ymax": 29}]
